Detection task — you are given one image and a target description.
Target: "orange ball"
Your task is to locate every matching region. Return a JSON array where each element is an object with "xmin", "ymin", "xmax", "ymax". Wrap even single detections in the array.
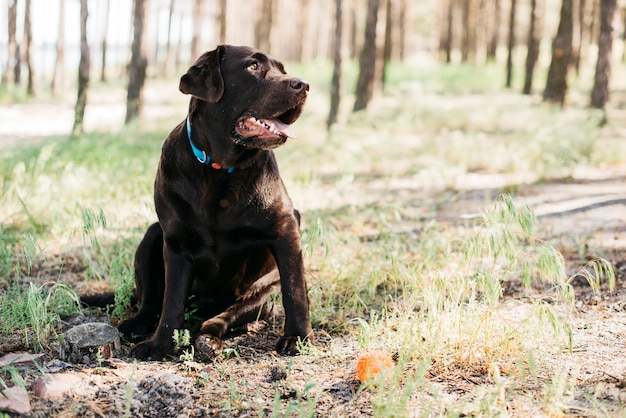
[{"xmin": 356, "ymin": 350, "xmax": 394, "ymax": 382}]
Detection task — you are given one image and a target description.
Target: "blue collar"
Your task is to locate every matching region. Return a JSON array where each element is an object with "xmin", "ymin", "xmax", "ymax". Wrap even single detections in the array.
[{"xmin": 186, "ymin": 116, "xmax": 235, "ymax": 173}]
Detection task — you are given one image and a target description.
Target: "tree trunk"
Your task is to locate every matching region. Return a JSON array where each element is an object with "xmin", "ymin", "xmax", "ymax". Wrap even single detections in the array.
[
  {"xmin": 176, "ymin": 11, "xmax": 183, "ymax": 68},
  {"xmin": 461, "ymin": 0, "xmax": 471, "ymax": 62},
  {"xmin": 574, "ymin": 0, "xmax": 587, "ymax": 72},
  {"xmin": 294, "ymin": 0, "xmax": 309, "ymax": 61},
  {"xmin": 327, "ymin": 0, "xmax": 343, "ymax": 129},
  {"xmin": 164, "ymin": 0, "xmax": 176, "ymax": 77},
  {"xmin": 349, "ymin": 0, "xmax": 358, "ymax": 59},
  {"xmin": 5, "ymin": 0, "xmax": 18, "ymax": 85},
  {"xmin": 439, "ymin": 0, "xmax": 453, "ymax": 63},
  {"xmin": 622, "ymin": 8, "xmax": 626, "ymax": 62},
  {"xmin": 522, "ymin": 0, "xmax": 541, "ymax": 94},
  {"xmin": 218, "ymin": 0, "xmax": 227, "ymax": 44},
  {"xmin": 353, "ymin": 0, "xmax": 380, "ymax": 112},
  {"xmin": 125, "ymin": 0, "xmax": 149, "ymax": 124},
  {"xmin": 397, "ymin": 0, "xmax": 406, "ymax": 59},
  {"xmin": 100, "ymin": 0, "xmax": 110, "ymax": 82},
  {"xmin": 255, "ymin": 0, "xmax": 274, "ymax": 52},
  {"xmin": 381, "ymin": 0, "xmax": 392, "ymax": 89},
  {"xmin": 23, "ymin": 0, "xmax": 34, "ymax": 95},
  {"xmin": 571, "ymin": 0, "xmax": 582, "ymax": 74},
  {"xmin": 191, "ymin": 0, "xmax": 205, "ymax": 60},
  {"xmin": 475, "ymin": 0, "xmax": 487, "ymax": 63},
  {"xmin": 52, "ymin": 0, "xmax": 65, "ymax": 96},
  {"xmin": 588, "ymin": 0, "xmax": 598, "ymax": 46},
  {"xmin": 487, "ymin": 0, "xmax": 501, "ymax": 61},
  {"xmin": 590, "ymin": 0, "xmax": 616, "ymax": 110},
  {"xmin": 543, "ymin": 0, "xmax": 573, "ymax": 105},
  {"xmin": 72, "ymin": 0, "xmax": 90, "ymax": 136},
  {"xmin": 505, "ymin": 0, "xmax": 516, "ymax": 88}
]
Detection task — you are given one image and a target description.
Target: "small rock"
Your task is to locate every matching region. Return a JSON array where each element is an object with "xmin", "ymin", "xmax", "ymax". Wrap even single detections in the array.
[
  {"xmin": 269, "ymin": 365, "xmax": 287, "ymax": 381},
  {"xmin": 195, "ymin": 334, "xmax": 223, "ymax": 362},
  {"xmin": 63, "ymin": 322, "xmax": 120, "ymax": 364}
]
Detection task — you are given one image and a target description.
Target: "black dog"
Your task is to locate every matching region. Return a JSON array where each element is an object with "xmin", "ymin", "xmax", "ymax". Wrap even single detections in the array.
[{"xmin": 117, "ymin": 45, "xmax": 313, "ymax": 360}]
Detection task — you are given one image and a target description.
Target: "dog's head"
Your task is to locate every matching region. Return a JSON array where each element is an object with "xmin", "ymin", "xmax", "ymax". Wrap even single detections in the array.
[{"xmin": 179, "ymin": 45, "xmax": 308, "ymax": 150}]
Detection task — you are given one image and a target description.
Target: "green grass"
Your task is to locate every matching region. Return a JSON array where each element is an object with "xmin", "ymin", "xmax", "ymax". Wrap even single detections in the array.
[
  {"xmin": 0, "ymin": 281, "xmax": 81, "ymax": 351},
  {"xmin": 0, "ymin": 57, "xmax": 624, "ymax": 415}
]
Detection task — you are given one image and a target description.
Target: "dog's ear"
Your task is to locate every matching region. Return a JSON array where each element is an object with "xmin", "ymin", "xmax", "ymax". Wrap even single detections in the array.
[{"xmin": 179, "ymin": 45, "xmax": 225, "ymax": 102}]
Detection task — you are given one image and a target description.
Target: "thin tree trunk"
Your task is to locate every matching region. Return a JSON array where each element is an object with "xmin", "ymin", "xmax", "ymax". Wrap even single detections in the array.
[
  {"xmin": 218, "ymin": 0, "xmax": 227, "ymax": 44},
  {"xmin": 505, "ymin": 0, "xmax": 516, "ymax": 88},
  {"xmin": 522, "ymin": 0, "xmax": 541, "ymax": 94},
  {"xmin": 5, "ymin": 0, "xmax": 18, "ymax": 85},
  {"xmin": 444, "ymin": 0, "xmax": 453, "ymax": 63},
  {"xmin": 328, "ymin": 0, "xmax": 343, "ymax": 129},
  {"xmin": 571, "ymin": 0, "xmax": 581, "ymax": 74},
  {"xmin": 295, "ymin": 0, "xmax": 309, "ymax": 61},
  {"xmin": 397, "ymin": 0, "xmax": 406, "ymax": 59},
  {"xmin": 622, "ymin": 8, "xmax": 626, "ymax": 62},
  {"xmin": 191, "ymin": 0, "xmax": 205, "ymax": 60},
  {"xmin": 487, "ymin": 0, "xmax": 501, "ymax": 61},
  {"xmin": 125, "ymin": 0, "xmax": 148, "ymax": 124},
  {"xmin": 152, "ymin": 3, "xmax": 161, "ymax": 68},
  {"xmin": 577, "ymin": 0, "xmax": 587, "ymax": 71},
  {"xmin": 543, "ymin": 0, "xmax": 573, "ymax": 105},
  {"xmin": 255, "ymin": 0, "xmax": 273, "ymax": 52},
  {"xmin": 353, "ymin": 0, "xmax": 380, "ymax": 112},
  {"xmin": 52, "ymin": 0, "xmax": 65, "ymax": 96},
  {"xmin": 349, "ymin": 0, "xmax": 358, "ymax": 59},
  {"xmin": 588, "ymin": 0, "xmax": 598, "ymax": 46},
  {"xmin": 72, "ymin": 0, "xmax": 90, "ymax": 136},
  {"xmin": 590, "ymin": 0, "xmax": 616, "ymax": 110},
  {"xmin": 475, "ymin": 0, "xmax": 487, "ymax": 63},
  {"xmin": 381, "ymin": 0, "xmax": 392, "ymax": 89},
  {"xmin": 439, "ymin": 0, "xmax": 451, "ymax": 62},
  {"xmin": 23, "ymin": 0, "xmax": 34, "ymax": 95},
  {"xmin": 176, "ymin": 11, "xmax": 183, "ymax": 68},
  {"xmin": 15, "ymin": 44, "xmax": 21, "ymax": 84},
  {"xmin": 100, "ymin": 0, "xmax": 110, "ymax": 82},
  {"xmin": 461, "ymin": 0, "xmax": 471, "ymax": 62},
  {"xmin": 164, "ymin": 0, "xmax": 176, "ymax": 77}
]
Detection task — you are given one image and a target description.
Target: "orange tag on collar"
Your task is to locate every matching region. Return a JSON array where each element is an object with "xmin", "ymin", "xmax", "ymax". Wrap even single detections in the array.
[{"xmin": 211, "ymin": 162, "xmax": 222, "ymax": 169}]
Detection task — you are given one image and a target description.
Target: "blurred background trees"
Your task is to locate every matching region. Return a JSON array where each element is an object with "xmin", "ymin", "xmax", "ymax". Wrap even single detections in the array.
[{"xmin": 1, "ymin": 0, "xmax": 625, "ymax": 132}]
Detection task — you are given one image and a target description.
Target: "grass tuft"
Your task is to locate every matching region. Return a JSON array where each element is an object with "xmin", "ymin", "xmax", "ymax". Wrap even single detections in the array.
[{"xmin": 0, "ymin": 282, "xmax": 81, "ymax": 351}]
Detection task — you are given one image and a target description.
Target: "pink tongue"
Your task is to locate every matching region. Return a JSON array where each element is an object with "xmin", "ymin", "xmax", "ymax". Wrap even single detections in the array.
[{"xmin": 261, "ymin": 118, "xmax": 298, "ymax": 139}]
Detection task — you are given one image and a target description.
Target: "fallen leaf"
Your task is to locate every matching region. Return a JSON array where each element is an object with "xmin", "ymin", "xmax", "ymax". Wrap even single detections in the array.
[
  {"xmin": 0, "ymin": 352, "xmax": 44, "ymax": 367},
  {"xmin": 0, "ymin": 386, "xmax": 31, "ymax": 414},
  {"xmin": 30, "ymin": 373, "xmax": 83, "ymax": 400}
]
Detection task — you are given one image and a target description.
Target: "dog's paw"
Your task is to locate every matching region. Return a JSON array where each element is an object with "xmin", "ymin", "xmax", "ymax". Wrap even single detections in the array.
[
  {"xmin": 117, "ymin": 315, "xmax": 157, "ymax": 341},
  {"xmin": 276, "ymin": 334, "xmax": 313, "ymax": 356},
  {"xmin": 195, "ymin": 334, "xmax": 223, "ymax": 362},
  {"xmin": 198, "ymin": 318, "xmax": 228, "ymax": 337},
  {"xmin": 131, "ymin": 339, "xmax": 173, "ymax": 361}
]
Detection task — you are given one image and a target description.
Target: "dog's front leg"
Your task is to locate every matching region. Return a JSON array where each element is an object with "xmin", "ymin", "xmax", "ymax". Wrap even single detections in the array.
[
  {"xmin": 132, "ymin": 241, "xmax": 193, "ymax": 360},
  {"xmin": 272, "ymin": 226, "xmax": 313, "ymax": 355}
]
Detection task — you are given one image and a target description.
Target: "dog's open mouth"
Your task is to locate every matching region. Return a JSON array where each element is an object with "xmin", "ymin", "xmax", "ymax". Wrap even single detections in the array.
[{"xmin": 235, "ymin": 107, "xmax": 301, "ymax": 141}]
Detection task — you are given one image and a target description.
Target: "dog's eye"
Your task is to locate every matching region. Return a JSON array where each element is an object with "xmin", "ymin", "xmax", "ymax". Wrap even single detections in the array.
[{"xmin": 248, "ymin": 62, "xmax": 259, "ymax": 71}]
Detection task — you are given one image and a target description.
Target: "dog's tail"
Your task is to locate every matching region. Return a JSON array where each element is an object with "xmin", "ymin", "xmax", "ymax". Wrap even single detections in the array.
[
  {"xmin": 80, "ymin": 292, "xmax": 138, "ymax": 309},
  {"xmin": 80, "ymin": 292, "xmax": 116, "ymax": 308}
]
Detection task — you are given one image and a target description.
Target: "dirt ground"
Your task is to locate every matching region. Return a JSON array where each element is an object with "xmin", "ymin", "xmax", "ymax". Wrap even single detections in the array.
[
  {"xmin": 0, "ymin": 167, "xmax": 623, "ymax": 417},
  {"xmin": 1, "ymin": 91, "xmax": 625, "ymax": 417}
]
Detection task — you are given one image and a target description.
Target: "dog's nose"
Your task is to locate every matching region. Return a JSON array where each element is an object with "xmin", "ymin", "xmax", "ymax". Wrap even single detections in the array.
[{"xmin": 289, "ymin": 78, "xmax": 309, "ymax": 92}]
